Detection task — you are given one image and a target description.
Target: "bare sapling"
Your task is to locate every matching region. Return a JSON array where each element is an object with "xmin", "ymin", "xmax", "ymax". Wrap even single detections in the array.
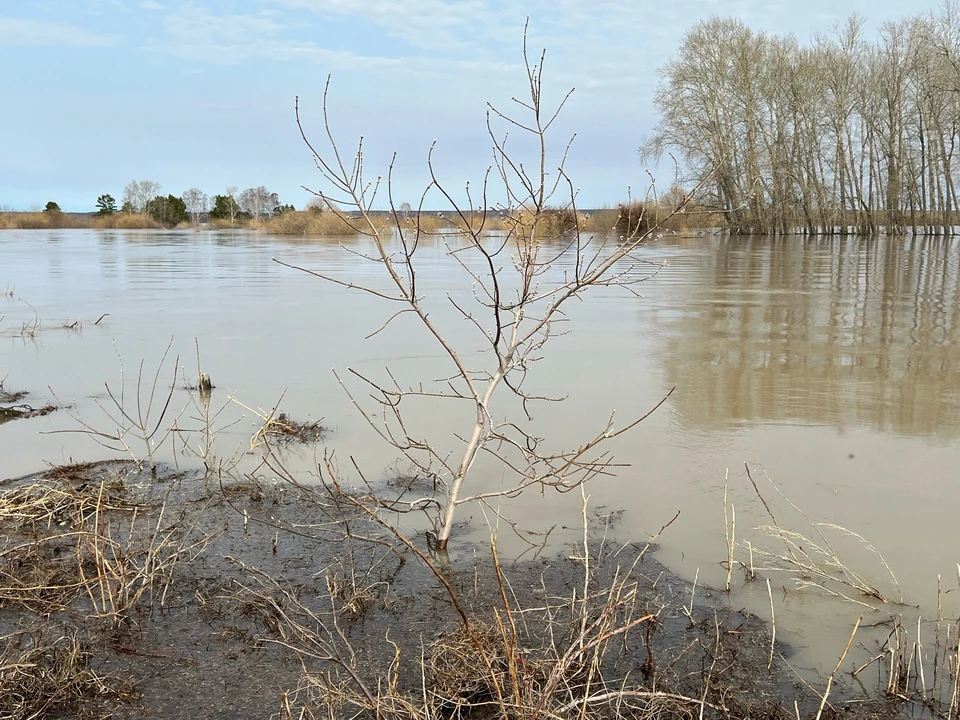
[
  {"xmin": 50, "ymin": 340, "xmax": 184, "ymax": 474},
  {"xmin": 276, "ymin": 24, "xmax": 694, "ymax": 553}
]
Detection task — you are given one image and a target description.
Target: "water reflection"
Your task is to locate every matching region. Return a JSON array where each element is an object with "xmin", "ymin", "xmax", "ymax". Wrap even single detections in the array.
[{"xmin": 655, "ymin": 235, "xmax": 960, "ymax": 438}]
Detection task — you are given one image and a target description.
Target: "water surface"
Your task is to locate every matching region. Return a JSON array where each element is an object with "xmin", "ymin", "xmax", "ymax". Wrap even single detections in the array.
[{"xmin": 2, "ymin": 229, "xmax": 958, "ymax": 673}]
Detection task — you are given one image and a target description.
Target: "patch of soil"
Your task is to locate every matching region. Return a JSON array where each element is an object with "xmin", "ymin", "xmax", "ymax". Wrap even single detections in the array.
[{"xmin": 0, "ymin": 460, "xmax": 907, "ymax": 720}]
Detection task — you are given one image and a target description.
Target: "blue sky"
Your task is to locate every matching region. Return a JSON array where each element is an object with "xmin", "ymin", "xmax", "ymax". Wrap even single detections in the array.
[{"xmin": 1, "ymin": 0, "xmax": 918, "ymax": 212}]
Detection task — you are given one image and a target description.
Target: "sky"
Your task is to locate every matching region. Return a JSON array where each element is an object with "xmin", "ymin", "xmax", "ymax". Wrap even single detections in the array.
[{"xmin": 0, "ymin": 0, "xmax": 921, "ymax": 212}]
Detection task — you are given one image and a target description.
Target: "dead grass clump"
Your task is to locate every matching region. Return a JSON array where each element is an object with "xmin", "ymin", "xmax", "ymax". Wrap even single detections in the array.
[
  {"xmin": 428, "ymin": 618, "xmax": 549, "ymax": 711},
  {"xmin": 256, "ymin": 412, "xmax": 325, "ymax": 446},
  {"xmin": 505, "ymin": 206, "xmax": 581, "ymax": 237},
  {"xmin": 613, "ymin": 201, "xmax": 654, "ymax": 236},
  {"xmin": 0, "ymin": 631, "xmax": 137, "ymax": 720},
  {"xmin": 207, "ymin": 217, "xmax": 251, "ymax": 230},
  {"xmin": 0, "ymin": 212, "xmax": 54, "ymax": 229},
  {"xmin": 0, "ymin": 476, "xmax": 130, "ymax": 530},
  {"xmin": 0, "ymin": 544, "xmax": 82, "ymax": 611},
  {"xmin": 0, "ymin": 212, "xmax": 99, "ymax": 230},
  {"xmin": 260, "ymin": 210, "xmax": 362, "ymax": 236},
  {"xmin": 91, "ymin": 213, "xmax": 162, "ymax": 230},
  {"xmin": 0, "ymin": 379, "xmax": 27, "ymax": 404},
  {"xmin": 0, "ymin": 468, "xmax": 219, "ymax": 625}
]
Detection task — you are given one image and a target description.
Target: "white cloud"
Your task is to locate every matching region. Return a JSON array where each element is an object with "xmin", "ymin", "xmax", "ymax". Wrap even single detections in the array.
[
  {"xmin": 0, "ymin": 16, "xmax": 117, "ymax": 46},
  {"xmin": 140, "ymin": 0, "xmax": 165, "ymax": 10},
  {"xmin": 146, "ymin": 5, "xmax": 404, "ymax": 69},
  {"xmin": 269, "ymin": 0, "xmax": 505, "ymax": 50}
]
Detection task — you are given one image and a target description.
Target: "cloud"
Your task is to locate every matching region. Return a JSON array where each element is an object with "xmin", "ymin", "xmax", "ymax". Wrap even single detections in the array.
[
  {"xmin": 146, "ymin": 5, "xmax": 404, "ymax": 70},
  {"xmin": 268, "ymin": 0, "xmax": 505, "ymax": 50},
  {"xmin": 140, "ymin": 0, "xmax": 165, "ymax": 9},
  {"xmin": 0, "ymin": 16, "xmax": 117, "ymax": 47}
]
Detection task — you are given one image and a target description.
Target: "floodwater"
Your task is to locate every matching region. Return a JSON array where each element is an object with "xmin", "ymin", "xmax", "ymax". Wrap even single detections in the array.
[{"xmin": 2, "ymin": 229, "xmax": 959, "ymax": 675}]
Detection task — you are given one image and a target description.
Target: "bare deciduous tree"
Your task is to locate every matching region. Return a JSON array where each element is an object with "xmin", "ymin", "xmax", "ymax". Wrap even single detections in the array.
[
  {"xmin": 644, "ymin": 7, "xmax": 960, "ymax": 236},
  {"xmin": 182, "ymin": 188, "xmax": 208, "ymax": 225},
  {"xmin": 225, "ymin": 186, "xmax": 241, "ymax": 223},
  {"xmin": 123, "ymin": 180, "xmax": 161, "ymax": 215},
  {"xmin": 238, "ymin": 186, "xmax": 278, "ymax": 220},
  {"xmin": 275, "ymin": 27, "xmax": 690, "ymax": 553}
]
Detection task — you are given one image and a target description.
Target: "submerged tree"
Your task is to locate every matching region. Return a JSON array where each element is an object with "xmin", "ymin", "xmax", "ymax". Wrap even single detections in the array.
[
  {"xmin": 644, "ymin": 6, "xmax": 960, "ymax": 236},
  {"xmin": 275, "ymin": 27, "xmax": 688, "ymax": 553}
]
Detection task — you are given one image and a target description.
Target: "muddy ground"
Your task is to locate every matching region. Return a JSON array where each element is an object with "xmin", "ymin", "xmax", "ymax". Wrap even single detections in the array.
[{"xmin": 0, "ymin": 389, "xmax": 910, "ymax": 720}]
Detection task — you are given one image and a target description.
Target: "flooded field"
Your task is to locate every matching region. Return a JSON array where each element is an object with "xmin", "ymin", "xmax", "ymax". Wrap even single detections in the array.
[{"xmin": 2, "ymin": 228, "xmax": 959, "ymax": 680}]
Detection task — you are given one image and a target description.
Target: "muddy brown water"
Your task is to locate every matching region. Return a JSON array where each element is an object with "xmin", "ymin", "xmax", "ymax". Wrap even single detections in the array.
[{"xmin": 1, "ymin": 228, "xmax": 958, "ymax": 681}]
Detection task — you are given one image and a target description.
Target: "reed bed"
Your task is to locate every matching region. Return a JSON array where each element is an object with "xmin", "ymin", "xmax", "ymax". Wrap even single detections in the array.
[
  {"xmin": 0, "ymin": 212, "xmax": 162, "ymax": 230},
  {"xmin": 259, "ymin": 209, "xmax": 369, "ymax": 236}
]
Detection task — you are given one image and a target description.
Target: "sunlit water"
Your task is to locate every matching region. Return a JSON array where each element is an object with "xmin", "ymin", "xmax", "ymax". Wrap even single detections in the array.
[{"xmin": 2, "ymin": 229, "xmax": 958, "ymax": 677}]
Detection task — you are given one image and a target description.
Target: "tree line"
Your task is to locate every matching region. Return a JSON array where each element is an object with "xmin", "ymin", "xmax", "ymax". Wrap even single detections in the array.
[
  {"xmin": 89, "ymin": 182, "xmax": 295, "ymax": 227},
  {"xmin": 643, "ymin": 3, "xmax": 960, "ymax": 235}
]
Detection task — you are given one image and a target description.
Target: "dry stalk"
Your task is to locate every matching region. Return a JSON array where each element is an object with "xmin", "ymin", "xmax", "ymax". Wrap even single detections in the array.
[
  {"xmin": 767, "ymin": 578, "xmax": 776, "ymax": 671},
  {"xmin": 814, "ymin": 615, "xmax": 861, "ymax": 720},
  {"xmin": 744, "ymin": 463, "xmax": 902, "ymax": 607}
]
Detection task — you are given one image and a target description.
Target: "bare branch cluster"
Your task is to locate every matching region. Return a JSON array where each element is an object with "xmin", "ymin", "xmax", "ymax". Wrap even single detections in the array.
[{"xmin": 277, "ymin": 24, "xmax": 695, "ymax": 552}]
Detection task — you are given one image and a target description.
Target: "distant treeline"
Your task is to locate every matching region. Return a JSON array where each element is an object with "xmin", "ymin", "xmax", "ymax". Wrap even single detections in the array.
[
  {"xmin": 644, "ymin": 5, "xmax": 960, "ymax": 235},
  {"xmin": 2, "ymin": 183, "xmax": 711, "ymax": 237}
]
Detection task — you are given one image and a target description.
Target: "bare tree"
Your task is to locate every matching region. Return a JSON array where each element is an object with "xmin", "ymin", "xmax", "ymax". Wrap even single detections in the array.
[
  {"xmin": 182, "ymin": 188, "xmax": 208, "ymax": 225},
  {"xmin": 644, "ymin": 10, "xmax": 960, "ymax": 236},
  {"xmin": 275, "ymin": 27, "xmax": 690, "ymax": 553},
  {"xmin": 238, "ymin": 186, "xmax": 276, "ymax": 220},
  {"xmin": 225, "ymin": 186, "xmax": 241, "ymax": 223},
  {"xmin": 122, "ymin": 180, "xmax": 161, "ymax": 215}
]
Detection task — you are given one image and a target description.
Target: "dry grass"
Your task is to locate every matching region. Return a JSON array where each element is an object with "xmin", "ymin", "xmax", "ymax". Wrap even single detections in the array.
[
  {"xmin": 260, "ymin": 210, "xmax": 367, "ymax": 236},
  {"xmin": 91, "ymin": 213, "xmax": 162, "ymax": 230},
  {"xmin": 738, "ymin": 463, "xmax": 903, "ymax": 608},
  {"xmin": 257, "ymin": 411, "xmax": 325, "ymax": 445},
  {"xmin": 246, "ymin": 521, "xmax": 760, "ymax": 720},
  {"xmin": 206, "ymin": 217, "xmax": 250, "ymax": 230},
  {"xmin": 864, "ymin": 609, "xmax": 960, "ymax": 716},
  {"xmin": 0, "ymin": 630, "xmax": 137, "ymax": 720},
  {"xmin": 0, "ymin": 466, "xmax": 219, "ymax": 622},
  {"xmin": 0, "ymin": 212, "xmax": 166, "ymax": 230},
  {"xmin": 0, "ymin": 212, "xmax": 74, "ymax": 229},
  {"xmin": 577, "ymin": 202, "xmax": 718, "ymax": 236}
]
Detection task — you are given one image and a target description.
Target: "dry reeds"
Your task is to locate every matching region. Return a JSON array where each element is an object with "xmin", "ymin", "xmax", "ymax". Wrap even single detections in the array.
[
  {"xmin": 0, "ymin": 630, "xmax": 136, "ymax": 720},
  {"xmin": 0, "ymin": 467, "xmax": 219, "ymax": 624},
  {"xmin": 91, "ymin": 213, "xmax": 162, "ymax": 230},
  {"xmin": 260, "ymin": 209, "xmax": 364, "ymax": 236},
  {"xmin": 741, "ymin": 463, "xmax": 902, "ymax": 608}
]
